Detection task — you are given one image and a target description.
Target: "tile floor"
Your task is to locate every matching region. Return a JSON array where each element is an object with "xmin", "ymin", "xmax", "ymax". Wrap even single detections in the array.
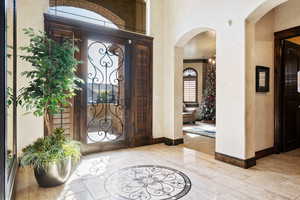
[
  {"xmin": 15, "ymin": 144, "xmax": 300, "ymax": 200},
  {"xmin": 183, "ymin": 133, "xmax": 215, "ymax": 156}
]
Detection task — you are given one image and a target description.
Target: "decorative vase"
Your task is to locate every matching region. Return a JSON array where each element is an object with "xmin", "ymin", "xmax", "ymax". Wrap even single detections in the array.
[{"xmin": 34, "ymin": 157, "xmax": 77, "ymax": 187}]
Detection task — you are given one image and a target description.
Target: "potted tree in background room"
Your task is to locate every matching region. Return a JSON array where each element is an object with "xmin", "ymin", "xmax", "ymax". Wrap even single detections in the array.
[
  {"xmin": 18, "ymin": 28, "xmax": 83, "ymax": 187},
  {"xmin": 198, "ymin": 57, "xmax": 216, "ymax": 124}
]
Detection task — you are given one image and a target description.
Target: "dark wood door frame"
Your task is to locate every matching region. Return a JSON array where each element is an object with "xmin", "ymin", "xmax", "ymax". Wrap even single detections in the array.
[
  {"xmin": 274, "ymin": 25, "xmax": 300, "ymax": 153},
  {"xmin": 44, "ymin": 14, "xmax": 154, "ymax": 154}
]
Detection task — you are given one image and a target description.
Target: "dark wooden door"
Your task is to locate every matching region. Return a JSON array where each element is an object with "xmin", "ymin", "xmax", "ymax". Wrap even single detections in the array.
[
  {"xmin": 45, "ymin": 14, "xmax": 153, "ymax": 154},
  {"xmin": 129, "ymin": 41, "xmax": 153, "ymax": 147},
  {"xmin": 282, "ymin": 40, "xmax": 300, "ymax": 152},
  {"xmin": 81, "ymin": 33, "xmax": 131, "ymax": 153}
]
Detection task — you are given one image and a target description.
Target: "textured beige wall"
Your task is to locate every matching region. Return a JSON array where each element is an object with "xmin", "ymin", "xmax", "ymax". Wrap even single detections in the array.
[
  {"xmin": 183, "ymin": 31, "xmax": 216, "ymax": 59},
  {"xmin": 274, "ymin": 0, "xmax": 300, "ymax": 32},
  {"xmin": 245, "ymin": 21, "xmax": 256, "ymax": 157},
  {"xmin": 149, "ymin": 0, "xmax": 165, "ymax": 139},
  {"xmin": 17, "ymin": 0, "xmax": 49, "ymax": 152},
  {"xmin": 254, "ymin": 11, "xmax": 275, "ymax": 152},
  {"xmin": 252, "ymin": 0, "xmax": 300, "ymax": 152},
  {"xmin": 7, "ymin": 1, "xmax": 15, "ymax": 154}
]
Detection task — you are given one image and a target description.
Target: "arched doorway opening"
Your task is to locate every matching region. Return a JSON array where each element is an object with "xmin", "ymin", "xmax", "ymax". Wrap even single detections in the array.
[
  {"xmin": 246, "ymin": 0, "xmax": 300, "ymax": 157},
  {"xmin": 181, "ymin": 31, "xmax": 216, "ymax": 155},
  {"xmin": 174, "ymin": 27, "xmax": 217, "ymax": 156}
]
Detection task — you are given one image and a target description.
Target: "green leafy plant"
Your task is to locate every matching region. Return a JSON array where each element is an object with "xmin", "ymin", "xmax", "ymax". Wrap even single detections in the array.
[
  {"xmin": 7, "ymin": 39, "xmax": 14, "ymax": 107},
  {"xmin": 7, "ymin": 86, "xmax": 14, "ymax": 107},
  {"xmin": 18, "ymin": 28, "xmax": 83, "ymax": 134},
  {"xmin": 20, "ymin": 128, "xmax": 81, "ymax": 170}
]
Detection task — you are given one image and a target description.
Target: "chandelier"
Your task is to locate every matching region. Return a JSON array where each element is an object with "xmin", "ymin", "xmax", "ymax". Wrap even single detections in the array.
[{"xmin": 208, "ymin": 55, "xmax": 216, "ymax": 65}]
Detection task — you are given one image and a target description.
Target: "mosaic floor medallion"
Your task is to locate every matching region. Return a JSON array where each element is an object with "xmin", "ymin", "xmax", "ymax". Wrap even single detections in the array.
[{"xmin": 105, "ymin": 165, "xmax": 192, "ymax": 200}]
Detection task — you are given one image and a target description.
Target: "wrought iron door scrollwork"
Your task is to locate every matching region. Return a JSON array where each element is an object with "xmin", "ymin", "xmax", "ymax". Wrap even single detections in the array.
[{"xmin": 87, "ymin": 40, "xmax": 125, "ymax": 143}]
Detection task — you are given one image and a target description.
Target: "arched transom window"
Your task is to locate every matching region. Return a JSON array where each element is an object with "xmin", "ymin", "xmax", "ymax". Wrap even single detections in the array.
[
  {"xmin": 48, "ymin": 6, "xmax": 120, "ymax": 29},
  {"xmin": 183, "ymin": 68, "xmax": 198, "ymax": 103}
]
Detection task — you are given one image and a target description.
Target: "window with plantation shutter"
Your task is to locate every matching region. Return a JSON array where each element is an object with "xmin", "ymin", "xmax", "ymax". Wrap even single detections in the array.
[
  {"xmin": 183, "ymin": 68, "xmax": 197, "ymax": 103},
  {"xmin": 51, "ymin": 103, "xmax": 74, "ymax": 139},
  {"xmin": 46, "ymin": 26, "xmax": 78, "ymax": 138}
]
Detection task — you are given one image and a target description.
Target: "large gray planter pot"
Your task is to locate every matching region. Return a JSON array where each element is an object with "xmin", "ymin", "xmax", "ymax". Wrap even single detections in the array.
[{"xmin": 34, "ymin": 157, "xmax": 79, "ymax": 188}]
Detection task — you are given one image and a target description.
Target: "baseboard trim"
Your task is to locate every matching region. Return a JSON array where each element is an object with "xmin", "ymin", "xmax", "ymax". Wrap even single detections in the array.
[
  {"xmin": 152, "ymin": 137, "xmax": 165, "ymax": 144},
  {"xmin": 215, "ymin": 152, "xmax": 256, "ymax": 169},
  {"xmin": 255, "ymin": 147, "xmax": 274, "ymax": 160},
  {"xmin": 183, "ymin": 58, "xmax": 208, "ymax": 63},
  {"xmin": 154, "ymin": 139, "xmax": 262, "ymax": 168},
  {"xmin": 164, "ymin": 138, "xmax": 184, "ymax": 146},
  {"xmin": 152, "ymin": 137, "xmax": 184, "ymax": 146}
]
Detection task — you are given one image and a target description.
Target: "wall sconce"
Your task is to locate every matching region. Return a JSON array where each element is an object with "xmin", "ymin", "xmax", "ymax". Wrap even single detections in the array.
[{"xmin": 228, "ymin": 20, "xmax": 233, "ymax": 27}]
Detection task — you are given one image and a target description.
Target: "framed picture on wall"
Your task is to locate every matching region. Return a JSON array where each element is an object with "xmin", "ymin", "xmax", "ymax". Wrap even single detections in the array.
[{"xmin": 256, "ymin": 66, "xmax": 270, "ymax": 92}]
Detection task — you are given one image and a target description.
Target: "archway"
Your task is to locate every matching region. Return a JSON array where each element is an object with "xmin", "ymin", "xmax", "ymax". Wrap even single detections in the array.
[
  {"xmin": 181, "ymin": 31, "xmax": 216, "ymax": 155},
  {"xmin": 247, "ymin": 0, "xmax": 288, "ymax": 23},
  {"xmin": 174, "ymin": 27, "xmax": 217, "ymax": 155},
  {"xmin": 245, "ymin": 0, "xmax": 298, "ymax": 157}
]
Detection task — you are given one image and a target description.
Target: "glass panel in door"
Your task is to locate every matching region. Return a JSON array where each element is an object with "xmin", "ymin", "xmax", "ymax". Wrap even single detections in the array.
[{"xmin": 86, "ymin": 39, "xmax": 126, "ymax": 145}]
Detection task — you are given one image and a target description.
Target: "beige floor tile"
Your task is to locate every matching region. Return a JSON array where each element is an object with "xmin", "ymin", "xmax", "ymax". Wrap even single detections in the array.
[
  {"xmin": 184, "ymin": 133, "xmax": 215, "ymax": 156},
  {"xmin": 15, "ymin": 144, "xmax": 300, "ymax": 200},
  {"xmin": 63, "ymin": 191, "xmax": 94, "ymax": 200}
]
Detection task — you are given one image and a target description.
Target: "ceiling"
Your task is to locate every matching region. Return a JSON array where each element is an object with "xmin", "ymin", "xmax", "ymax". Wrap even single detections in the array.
[{"xmin": 183, "ymin": 31, "xmax": 216, "ymax": 59}]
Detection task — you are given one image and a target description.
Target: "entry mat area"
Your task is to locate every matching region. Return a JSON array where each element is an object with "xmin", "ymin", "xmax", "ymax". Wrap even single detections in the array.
[{"xmin": 183, "ymin": 123, "xmax": 216, "ymax": 138}]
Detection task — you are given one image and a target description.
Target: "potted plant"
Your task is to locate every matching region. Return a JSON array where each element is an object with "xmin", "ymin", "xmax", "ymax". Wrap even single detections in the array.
[
  {"xmin": 18, "ymin": 28, "xmax": 83, "ymax": 187},
  {"xmin": 20, "ymin": 128, "xmax": 81, "ymax": 187}
]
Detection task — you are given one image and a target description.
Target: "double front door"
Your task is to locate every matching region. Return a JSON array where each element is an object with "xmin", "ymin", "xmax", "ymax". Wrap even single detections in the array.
[{"xmin": 45, "ymin": 14, "xmax": 153, "ymax": 154}]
